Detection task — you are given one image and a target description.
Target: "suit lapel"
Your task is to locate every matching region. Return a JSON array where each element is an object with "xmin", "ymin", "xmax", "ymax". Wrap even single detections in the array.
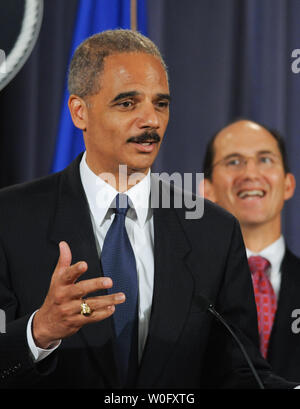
[
  {"xmin": 137, "ymin": 178, "xmax": 194, "ymax": 387},
  {"xmin": 49, "ymin": 155, "xmax": 120, "ymax": 387}
]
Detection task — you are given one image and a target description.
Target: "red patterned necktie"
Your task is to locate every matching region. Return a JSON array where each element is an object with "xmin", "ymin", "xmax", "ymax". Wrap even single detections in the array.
[{"xmin": 248, "ymin": 255, "xmax": 277, "ymax": 358}]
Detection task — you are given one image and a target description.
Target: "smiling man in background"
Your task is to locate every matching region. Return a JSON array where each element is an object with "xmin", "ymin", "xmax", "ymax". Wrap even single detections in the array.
[{"xmin": 202, "ymin": 119, "xmax": 300, "ymax": 381}]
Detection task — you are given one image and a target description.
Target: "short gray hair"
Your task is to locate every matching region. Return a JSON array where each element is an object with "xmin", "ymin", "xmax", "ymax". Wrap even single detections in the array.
[{"xmin": 68, "ymin": 29, "xmax": 167, "ymax": 98}]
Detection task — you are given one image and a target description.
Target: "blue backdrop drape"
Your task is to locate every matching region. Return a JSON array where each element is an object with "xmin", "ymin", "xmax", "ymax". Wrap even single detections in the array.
[{"xmin": 0, "ymin": 0, "xmax": 299, "ymax": 256}]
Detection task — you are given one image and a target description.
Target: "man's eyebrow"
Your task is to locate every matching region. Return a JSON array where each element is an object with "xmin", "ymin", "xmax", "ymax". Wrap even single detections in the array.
[
  {"xmin": 222, "ymin": 153, "xmax": 242, "ymax": 160},
  {"xmin": 257, "ymin": 150, "xmax": 277, "ymax": 155},
  {"xmin": 221, "ymin": 150, "xmax": 277, "ymax": 160},
  {"xmin": 110, "ymin": 91, "xmax": 139, "ymax": 103},
  {"xmin": 110, "ymin": 91, "xmax": 171, "ymax": 104},
  {"xmin": 156, "ymin": 93, "xmax": 171, "ymax": 101}
]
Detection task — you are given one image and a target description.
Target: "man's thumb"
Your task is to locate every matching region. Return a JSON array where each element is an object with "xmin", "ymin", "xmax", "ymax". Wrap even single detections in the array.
[{"xmin": 57, "ymin": 241, "xmax": 72, "ymax": 270}]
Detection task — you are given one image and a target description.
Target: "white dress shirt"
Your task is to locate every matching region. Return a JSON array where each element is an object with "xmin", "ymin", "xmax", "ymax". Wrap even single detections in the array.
[
  {"xmin": 80, "ymin": 152, "xmax": 154, "ymax": 362},
  {"xmin": 246, "ymin": 235, "xmax": 285, "ymax": 298},
  {"xmin": 27, "ymin": 153, "xmax": 155, "ymax": 362}
]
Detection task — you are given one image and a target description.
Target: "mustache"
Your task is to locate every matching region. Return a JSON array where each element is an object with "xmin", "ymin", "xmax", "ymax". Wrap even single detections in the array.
[{"xmin": 127, "ymin": 131, "xmax": 161, "ymax": 144}]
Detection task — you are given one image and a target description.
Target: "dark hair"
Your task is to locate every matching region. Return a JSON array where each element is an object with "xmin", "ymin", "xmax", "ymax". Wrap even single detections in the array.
[
  {"xmin": 68, "ymin": 29, "xmax": 167, "ymax": 98},
  {"xmin": 202, "ymin": 119, "xmax": 290, "ymax": 180}
]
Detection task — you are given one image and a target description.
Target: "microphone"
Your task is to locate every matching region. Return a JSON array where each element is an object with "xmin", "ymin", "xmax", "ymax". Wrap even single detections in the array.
[{"xmin": 197, "ymin": 294, "xmax": 264, "ymax": 389}]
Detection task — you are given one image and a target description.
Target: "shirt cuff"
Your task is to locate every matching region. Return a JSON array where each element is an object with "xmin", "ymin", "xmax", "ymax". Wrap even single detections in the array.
[{"xmin": 26, "ymin": 311, "xmax": 61, "ymax": 363}]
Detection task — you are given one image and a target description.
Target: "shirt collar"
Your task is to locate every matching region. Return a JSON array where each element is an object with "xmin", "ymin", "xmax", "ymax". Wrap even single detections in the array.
[
  {"xmin": 246, "ymin": 235, "xmax": 285, "ymax": 275},
  {"xmin": 79, "ymin": 152, "xmax": 151, "ymax": 228}
]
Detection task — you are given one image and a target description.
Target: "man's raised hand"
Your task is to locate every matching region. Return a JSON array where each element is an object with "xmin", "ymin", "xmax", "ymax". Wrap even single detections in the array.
[{"xmin": 32, "ymin": 241, "xmax": 125, "ymax": 349}]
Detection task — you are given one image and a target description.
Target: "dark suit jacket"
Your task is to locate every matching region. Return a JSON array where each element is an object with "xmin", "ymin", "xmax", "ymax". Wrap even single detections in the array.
[
  {"xmin": 267, "ymin": 249, "xmax": 300, "ymax": 382},
  {"xmin": 0, "ymin": 155, "xmax": 295, "ymax": 388}
]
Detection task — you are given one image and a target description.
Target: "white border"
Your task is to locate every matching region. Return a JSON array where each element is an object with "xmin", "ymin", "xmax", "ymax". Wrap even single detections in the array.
[{"xmin": 0, "ymin": 0, "xmax": 44, "ymax": 91}]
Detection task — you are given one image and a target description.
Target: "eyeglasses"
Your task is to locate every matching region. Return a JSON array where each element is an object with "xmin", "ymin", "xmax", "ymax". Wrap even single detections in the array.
[{"xmin": 211, "ymin": 153, "xmax": 282, "ymax": 173}]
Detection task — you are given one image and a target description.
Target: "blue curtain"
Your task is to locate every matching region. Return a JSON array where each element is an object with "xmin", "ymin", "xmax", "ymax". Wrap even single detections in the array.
[{"xmin": 51, "ymin": 0, "xmax": 147, "ymax": 173}]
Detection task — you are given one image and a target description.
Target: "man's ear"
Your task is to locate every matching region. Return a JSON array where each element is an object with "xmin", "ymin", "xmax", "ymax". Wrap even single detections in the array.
[
  {"xmin": 199, "ymin": 178, "xmax": 217, "ymax": 202},
  {"xmin": 68, "ymin": 95, "xmax": 88, "ymax": 131},
  {"xmin": 284, "ymin": 172, "xmax": 296, "ymax": 201}
]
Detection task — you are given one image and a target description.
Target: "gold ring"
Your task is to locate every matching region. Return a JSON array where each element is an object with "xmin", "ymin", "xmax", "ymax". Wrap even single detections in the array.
[{"xmin": 80, "ymin": 301, "xmax": 92, "ymax": 317}]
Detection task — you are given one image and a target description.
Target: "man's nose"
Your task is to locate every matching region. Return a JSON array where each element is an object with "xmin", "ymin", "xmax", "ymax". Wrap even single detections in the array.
[
  {"xmin": 240, "ymin": 157, "xmax": 261, "ymax": 177},
  {"xmin": 136, "ymin": 103, "xmax": 159, "ymax": 129}
]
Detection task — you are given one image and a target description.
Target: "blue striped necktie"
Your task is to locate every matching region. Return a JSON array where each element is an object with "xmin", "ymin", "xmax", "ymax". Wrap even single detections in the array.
[{"xmin": 101, "ymin": 193, "xmax": 138, "ymax": 385}]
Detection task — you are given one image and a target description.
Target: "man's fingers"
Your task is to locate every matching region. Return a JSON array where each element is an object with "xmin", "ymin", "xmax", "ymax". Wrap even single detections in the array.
[
  {"xmin": 53, "ymin": 242, "xmax": 88, "ymax": 285},
  {"xmin": 83, "ymin": 293, "xmax": 126, "ymax": 312},
  {"xmin": 59, "ymin": 293, "xmax": 125, "ymax": 321},
  {"xmin": 73, "ymin": 277, "xmax": 113, "ymax": 298},
  {"xmin": 61, "ymin": 261, "xmax": 88, "ymax": 285}
]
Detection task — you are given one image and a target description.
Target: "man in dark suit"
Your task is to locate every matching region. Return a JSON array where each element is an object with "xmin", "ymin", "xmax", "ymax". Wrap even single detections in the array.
[
  {"xmin": 0, "ymin": 30, "xmax": 296, "ymax": 389},
  {"xmin": 201, "ymin": 119, "xmax": 300, "ymax": 382}
]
